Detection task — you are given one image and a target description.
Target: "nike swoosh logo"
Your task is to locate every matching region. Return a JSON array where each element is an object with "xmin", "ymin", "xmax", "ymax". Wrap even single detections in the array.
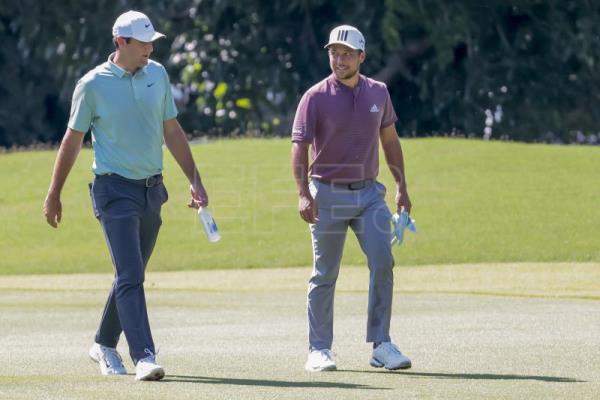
[
  {"xmin": 145, "ymin": 24, "xmax": 150, "ymax": 28},
  {"xmin": 147, "ymin": 82, "xmax": 155, "ymax": 87}
]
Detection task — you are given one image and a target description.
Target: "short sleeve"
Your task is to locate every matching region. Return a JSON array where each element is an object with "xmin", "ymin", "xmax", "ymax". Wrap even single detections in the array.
[
  {"xmin": 162, "ymin": 67, "xmax": 178, "ymax": 121},
  {"xmin": 68, "ymin": 79, "xmax": 94, "ymax": 133},
  {"xmin": 380, "ymin": 87, "xmax": 398, "ymax": 129},
  {"xmin": 291, "ymin": 91, "xmax": 317, "ymax": 143}
]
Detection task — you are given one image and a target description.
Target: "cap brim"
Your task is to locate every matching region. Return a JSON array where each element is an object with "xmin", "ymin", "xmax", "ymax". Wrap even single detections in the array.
[
  {"xmin": 324, "ymin": 41, "xmax": 361, "ymax": 50},
  {"xmin": 133, "ymin": 31, "xmax": 166, "ymax": 43}
]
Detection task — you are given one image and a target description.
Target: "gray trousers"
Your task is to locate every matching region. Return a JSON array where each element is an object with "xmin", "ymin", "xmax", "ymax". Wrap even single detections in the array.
[
  {"xmin": 308, "ymin": 179, "xmax": 394, "ymax": 350},
  {"xmin": 90, "ymin": 174, "xmax": 168, "ymax": 363}
]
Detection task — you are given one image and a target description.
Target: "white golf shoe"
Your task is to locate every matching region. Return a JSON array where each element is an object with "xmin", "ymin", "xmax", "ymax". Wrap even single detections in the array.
[
  {"xmin": 89, "ymin": 343, "xmax": 127, "ymax": 375},
  {"xmin": 135, "ymin": 351, "xmax": 165, "ymax": 381},
  {"xmin": 305, "ymin": 349, "xmax": 337, "ymax": 372},
  {"xmin": 370, "ymin": 342, "xmax": 412, "ymax": 370}
]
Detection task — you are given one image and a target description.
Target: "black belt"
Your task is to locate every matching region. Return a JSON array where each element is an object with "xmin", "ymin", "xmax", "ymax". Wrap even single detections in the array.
[
  {"xmin": 98, "ymin": 173, "xmax": 163, "ymax": 188},
  {"xmin": 316, "ymin": 179, "xmax": 374, "ymax": 191}
]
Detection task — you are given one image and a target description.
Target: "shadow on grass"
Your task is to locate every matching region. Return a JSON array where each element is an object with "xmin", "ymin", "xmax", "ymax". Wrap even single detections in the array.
[
  {"xmin": 340, "ymin": 370, "xmax": 585, "ymax": 383},
  {"xmin": 162, "ymin": 375, "xmax": 389, "ymax": 389}
]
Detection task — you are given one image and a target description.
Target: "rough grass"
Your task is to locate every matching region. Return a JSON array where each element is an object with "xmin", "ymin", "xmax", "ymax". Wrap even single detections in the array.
[{"xmin": 0, "ymin": 138, "xmax": 598, "ymax": 274}]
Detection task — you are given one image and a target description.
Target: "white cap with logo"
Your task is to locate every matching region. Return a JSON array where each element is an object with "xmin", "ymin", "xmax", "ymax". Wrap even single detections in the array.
[
  {"xmin": 324, "ymin": 25, "xmax": 365, "ymax": 51},
  {"xmin": 112, "ymin": 10, "xmax": 165, "ymax": 42}
]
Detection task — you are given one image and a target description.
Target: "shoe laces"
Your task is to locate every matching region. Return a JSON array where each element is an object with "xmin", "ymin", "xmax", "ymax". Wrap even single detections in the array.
[
  {"xmin": 140, "ymin": 348, "xmax": 159, "ymax": 364},
  {"xmin": 381, "ymin": 342, "xmax": 402, "ymax": 355},
  {"xmin": 315, "ymin": 349, "xmax": 335, "ymax": 362}
]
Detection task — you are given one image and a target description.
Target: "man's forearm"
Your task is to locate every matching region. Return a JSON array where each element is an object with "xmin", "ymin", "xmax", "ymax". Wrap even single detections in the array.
[
  {"xmin": 380, "ymin": 127, "xmax": 408, "ymax": 191},
  {"xmin": 291, "ymin": 142, "xmax": 311, "ymax": 196},
  {"xmin": 383, "ymin": 143, "xmax": 407, "ymax": 190},
  {"xmin": 47, "ymin": 129, "xmax": 84, "ymax": 197},
  {"xmin": 164, "ymin": 120, "xmax": 200, "ymax": 184}
]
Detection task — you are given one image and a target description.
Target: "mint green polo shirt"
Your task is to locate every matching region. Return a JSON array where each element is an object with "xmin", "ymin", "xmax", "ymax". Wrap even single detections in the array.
[{"xmin": 68, "ymin": 53, "xmax": 178, "ymax": 179}]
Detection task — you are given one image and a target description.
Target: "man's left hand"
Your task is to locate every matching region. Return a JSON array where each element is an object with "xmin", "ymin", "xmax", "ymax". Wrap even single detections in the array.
[
  {"xmin": 395, "ymin": 187, "xmax": 412, "ymax": 214},
  {"xmin": 188, "ymin": 181, "xmax": 208, "ymax": 208}
]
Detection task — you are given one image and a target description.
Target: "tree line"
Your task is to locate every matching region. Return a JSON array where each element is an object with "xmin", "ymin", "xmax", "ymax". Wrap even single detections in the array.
[{"xmin": 1, "ymin": 0, "xmax": 598, "ymax": 147}]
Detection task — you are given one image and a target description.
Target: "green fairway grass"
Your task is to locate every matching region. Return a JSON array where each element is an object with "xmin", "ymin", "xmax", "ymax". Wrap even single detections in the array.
[
  {"xmin": 0, "ymin": 264, "xmax": 599, "ymax": 400},
  {"xmin": 0, "ymin": 138, "xmax": 598, "ymax": 274}
]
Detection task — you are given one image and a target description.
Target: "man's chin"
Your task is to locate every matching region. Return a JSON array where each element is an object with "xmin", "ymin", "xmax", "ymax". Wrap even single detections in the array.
[{"xmin": 334, "ymin": 70, "xmax": 357, "ymax": 81}]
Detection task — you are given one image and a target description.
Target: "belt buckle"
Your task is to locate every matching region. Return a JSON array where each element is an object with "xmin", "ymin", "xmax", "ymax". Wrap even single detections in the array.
[
  {"xmin": 145, "ymin": 176, "xmax": 157, "ymax": 187},
  {"xmin": 348, "ymin": 180, "xmax": 365, "ymax": 190}
]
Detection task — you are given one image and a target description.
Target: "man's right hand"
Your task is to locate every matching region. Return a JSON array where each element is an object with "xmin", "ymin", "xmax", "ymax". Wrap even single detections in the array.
[
  {"xmin": 42, "ymin": 128, "xmax": 85, "ymax": 229},
  {"xmin": 44, "ymin": 193, "xmax": 62, "ymax": 228},
  {"xmin": 298, "ymin": 193, "xmax": 318, "ymax": 224}
]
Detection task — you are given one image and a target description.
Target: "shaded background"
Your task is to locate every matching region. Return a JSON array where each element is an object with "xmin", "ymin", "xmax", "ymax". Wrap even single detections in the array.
[{"xmin": 1, "ymin": 0, "xmax": 599, "ymax": 148}]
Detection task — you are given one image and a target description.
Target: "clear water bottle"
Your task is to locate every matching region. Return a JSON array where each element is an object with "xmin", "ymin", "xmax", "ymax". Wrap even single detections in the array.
[{"xmin": 197, "ymin": 207, "xmax": 221, "ymax": 243}]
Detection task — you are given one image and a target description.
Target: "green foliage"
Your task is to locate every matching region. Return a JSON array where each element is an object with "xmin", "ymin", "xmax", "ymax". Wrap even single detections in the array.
[
  {"xmin": 0, "ymin": 1, "xmax": 599, "ymax": 145},
  {"xmin": 0, "ymin": 139, "xmax": 598, "ymax": 274},
  {"xmin": 380, "ymin": 0, "xmax": 600, "ymax": 141},
  {"xmin": 164, "ymin": 0, "xmax": 386, "ymax": 136},
  {"xmin": 0, "ymin": 0, "xmax": 174, "ymax": 146}
]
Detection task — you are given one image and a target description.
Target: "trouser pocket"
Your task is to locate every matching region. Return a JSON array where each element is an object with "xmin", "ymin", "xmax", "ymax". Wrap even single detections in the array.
[{"xmin": 89, "ymin": 179, "xmax": 112, "ymax": 219}]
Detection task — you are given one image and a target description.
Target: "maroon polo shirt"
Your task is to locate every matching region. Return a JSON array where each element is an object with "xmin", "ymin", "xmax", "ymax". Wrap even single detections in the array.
[{"xmin": 292, "ymin": 74, "xmax": 398, "ymax": 183}]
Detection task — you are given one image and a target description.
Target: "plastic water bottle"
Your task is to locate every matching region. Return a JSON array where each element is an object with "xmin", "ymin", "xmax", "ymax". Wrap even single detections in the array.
[{"xmin": 197, "ymin": 207, "xmax": 221, "ymax": 243}]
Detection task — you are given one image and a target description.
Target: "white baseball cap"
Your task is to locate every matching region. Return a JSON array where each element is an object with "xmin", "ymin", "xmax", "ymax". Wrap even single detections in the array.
[
  {"xmin": 112, "ymin": 10, "xmax": 165, "ymax": 42},
  {"xmin": 324, "ymin": 25, "xmax": 365, "ymax": 51}
]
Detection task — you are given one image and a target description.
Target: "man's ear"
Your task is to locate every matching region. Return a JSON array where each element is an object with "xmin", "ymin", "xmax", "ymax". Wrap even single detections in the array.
[
  {"xmin": 359, "ymin": 51, "xmax": 366, "ymax": 64},
  {"xmin": 115, "ymin": 37, "xmax": 128, "ymax": 48}
]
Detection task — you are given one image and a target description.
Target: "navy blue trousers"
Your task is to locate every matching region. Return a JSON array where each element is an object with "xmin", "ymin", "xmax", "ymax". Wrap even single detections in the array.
[{"xmin": 90, "ymin": 174, "xmax": 168, "ymax": 363}]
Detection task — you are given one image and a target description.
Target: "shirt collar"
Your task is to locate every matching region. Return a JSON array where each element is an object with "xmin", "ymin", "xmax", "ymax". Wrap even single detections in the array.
[
  {"xmin": 328, "ymin": 73, "xmax": 365, "ymax": 93},
  {"xmin": 107, "ymin": 53, "xmax": 147, "ymax": 78},
  {"xmin": 328, "ymin": 73, "xmax": 364, "ymax": 95}
]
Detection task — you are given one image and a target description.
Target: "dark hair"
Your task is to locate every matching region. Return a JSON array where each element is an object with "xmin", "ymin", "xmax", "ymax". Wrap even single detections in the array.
[{"xmin": 113, "ymin": 37, "xmax": 131, "ymax": 49}]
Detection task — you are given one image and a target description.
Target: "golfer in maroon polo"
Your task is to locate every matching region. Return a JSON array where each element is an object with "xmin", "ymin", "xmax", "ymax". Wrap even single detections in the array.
[{"xmin": 291, "ymin": 25, "xmax": 413, "ymax": 372}]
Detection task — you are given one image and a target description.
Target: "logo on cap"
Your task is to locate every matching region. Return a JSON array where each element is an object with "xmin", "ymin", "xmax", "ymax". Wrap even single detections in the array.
[
  {"xmin": 325, "ymin": 25, "xmax": 366, "ymax": 52},
  {"xmin": 112, "ymin": 10, "xmax": 166, "ymax": 43},
  {"xmin": 337, "ymin": 30, "xmax": 349, "ymax": 41}
]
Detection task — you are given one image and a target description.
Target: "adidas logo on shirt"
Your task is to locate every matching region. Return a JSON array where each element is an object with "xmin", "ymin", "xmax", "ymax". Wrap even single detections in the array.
[{"xmin": 370, "ymin": 104, "xmax": 379, "ymax": 113}]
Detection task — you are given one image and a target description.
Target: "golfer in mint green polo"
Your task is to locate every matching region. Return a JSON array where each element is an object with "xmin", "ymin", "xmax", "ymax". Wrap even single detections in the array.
[{"xmin": 44, "ymin": 10, "xmax": 210, "ymax": 381}]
